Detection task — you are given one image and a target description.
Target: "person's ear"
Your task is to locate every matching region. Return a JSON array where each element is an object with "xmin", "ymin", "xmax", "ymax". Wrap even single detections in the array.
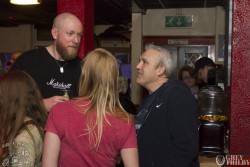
[
  {"xmin": 51, "ymin": 27, "xmax": 58, "ymax": 40},
  {"xmin": 157, "ymin": 66, "xmax": 166, "ymax": 76}
]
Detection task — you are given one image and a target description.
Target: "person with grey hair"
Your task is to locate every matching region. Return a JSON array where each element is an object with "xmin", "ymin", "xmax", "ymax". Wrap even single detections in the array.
[{"xmin": 135, "ymin": 44, "xmax": 199, "ymax": 167}]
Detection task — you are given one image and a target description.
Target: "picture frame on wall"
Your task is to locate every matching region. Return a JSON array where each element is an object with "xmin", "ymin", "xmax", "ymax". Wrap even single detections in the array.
[
  {"xmin": 115, "ymin": 53, "xmax": 130, "ymax": 64},
  {"xmin": 184, "ymin": 53, "xmax": 203, "ymax": 67},
  {"xmin": 115, "ymin": 53, "xmax": 131, "ymax": 80}
]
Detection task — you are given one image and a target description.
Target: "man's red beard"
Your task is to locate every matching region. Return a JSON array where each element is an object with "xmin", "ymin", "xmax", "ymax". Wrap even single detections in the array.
[{"xmin": 56, "ymin": 41, "xmax": 79, "ymax": 61}]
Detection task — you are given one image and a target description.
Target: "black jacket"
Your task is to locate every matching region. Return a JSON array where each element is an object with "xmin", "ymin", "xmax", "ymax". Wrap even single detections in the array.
[
  {"xmin": 137, "ymin": 79, "xmax": 200, "ymax": 167},
  {"xmin": 119, "ymin": 93, "xmax": 137, "ymax": 115}
]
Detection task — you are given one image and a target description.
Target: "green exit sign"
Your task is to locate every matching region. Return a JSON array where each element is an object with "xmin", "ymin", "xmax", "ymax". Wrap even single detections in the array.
[{"xmin": 165, "ymin": 15, "xmax": 193, "ymax": 28}]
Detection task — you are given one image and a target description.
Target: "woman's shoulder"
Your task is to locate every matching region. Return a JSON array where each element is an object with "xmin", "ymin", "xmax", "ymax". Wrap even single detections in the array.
[
  {"xmin": 15, "ymin": 123, "xmax": 42, "ymax": 145},
  {"xmin": 13, "ymin": 123, "xmax": 42, "ymax": 166},
  {"xmin": 49, "ymin": 99, "xmax": 85, "ymax": 123},
  {"xmin": 51, "ymin": 100, "xmax": 75, "ymax": 113}
]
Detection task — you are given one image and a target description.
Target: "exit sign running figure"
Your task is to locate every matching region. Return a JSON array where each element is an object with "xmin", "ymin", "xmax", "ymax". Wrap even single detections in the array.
[{"xmin": 165, "ymin": 15, "xmax": 193, "ymax": 28}]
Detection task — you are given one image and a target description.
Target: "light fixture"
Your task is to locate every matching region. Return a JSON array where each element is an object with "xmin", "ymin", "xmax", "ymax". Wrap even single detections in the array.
[{"xmin": 10, "ymin": 0, "xmax": 41, "ymax": 5}]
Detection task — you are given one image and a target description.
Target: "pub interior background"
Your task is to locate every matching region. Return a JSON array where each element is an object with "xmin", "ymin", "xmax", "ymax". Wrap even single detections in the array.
[
  {"xmin": 1, "ymin": 0, "xmax": 250, "ymax": 165},
  {"xmin": 0, "ymin": 0, "xmax": 228, "ymax": 102}
]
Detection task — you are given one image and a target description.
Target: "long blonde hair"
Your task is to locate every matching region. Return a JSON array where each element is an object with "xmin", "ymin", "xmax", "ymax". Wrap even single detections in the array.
[{"xmin": 77, "ymin": 48, "xmax": 130, "ymax": 150}]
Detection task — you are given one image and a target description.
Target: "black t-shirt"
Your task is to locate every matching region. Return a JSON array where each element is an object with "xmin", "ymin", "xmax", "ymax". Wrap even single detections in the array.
[
  {"xmin": 10, "ymin": 47, "xmax": 82, "ymax": 98},
  {"xmin": 135, "ymin": 87, "xmax": 161, "ymax": 134}
]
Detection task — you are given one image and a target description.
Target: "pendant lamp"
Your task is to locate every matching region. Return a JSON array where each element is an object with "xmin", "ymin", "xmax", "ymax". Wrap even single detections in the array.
[{"xmin": 10, "ymin": 0, "xmax": 41, "ymax": 5}]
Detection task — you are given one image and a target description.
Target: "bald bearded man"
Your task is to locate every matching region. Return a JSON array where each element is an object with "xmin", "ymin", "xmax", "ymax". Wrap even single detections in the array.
[{"xmin": 10, "ymin": 13, "xmax": 83, "ymax": 111}]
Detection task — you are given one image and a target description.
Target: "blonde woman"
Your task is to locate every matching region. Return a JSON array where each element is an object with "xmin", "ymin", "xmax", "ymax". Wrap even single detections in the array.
[
  {"xmin": 42, "ymin": 48, "xmax": 139, "ymax": 167},
  {"xmin": 0, "ymin": 71, "xmax": 47, "ymax": 166}
]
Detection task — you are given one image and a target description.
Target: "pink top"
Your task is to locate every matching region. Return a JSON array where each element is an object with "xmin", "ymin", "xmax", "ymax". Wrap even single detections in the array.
[{"xmin": 45, "ymin": 99, "xmax": 137, "ymax": 167}]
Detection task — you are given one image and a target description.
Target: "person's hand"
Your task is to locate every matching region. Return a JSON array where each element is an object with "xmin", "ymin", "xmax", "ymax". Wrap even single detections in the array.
[{"xmin": 43, "ymin": 96, "xmax": 69, "ymax": 112}]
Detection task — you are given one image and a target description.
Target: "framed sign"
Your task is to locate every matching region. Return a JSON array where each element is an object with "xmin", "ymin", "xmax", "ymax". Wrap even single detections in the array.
[{"xmin": 165, "ymin": 15, "xmax": 193, "ymax": 28}]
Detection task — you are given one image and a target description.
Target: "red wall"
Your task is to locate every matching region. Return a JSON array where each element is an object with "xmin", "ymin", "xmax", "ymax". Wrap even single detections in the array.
[{"xmin": 230, "ymin": 0, "xmax": 250, "ymax": 154}]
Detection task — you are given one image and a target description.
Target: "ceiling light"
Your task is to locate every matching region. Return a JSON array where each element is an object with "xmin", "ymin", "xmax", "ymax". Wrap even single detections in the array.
[{"xmin": 10, "ymin": 0, "xmax": 41, "ymax": 5}]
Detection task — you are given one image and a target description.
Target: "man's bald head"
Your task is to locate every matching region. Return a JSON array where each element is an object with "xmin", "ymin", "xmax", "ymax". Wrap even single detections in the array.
[{"xmin": 53, "ymin": 12, "xmax": 82, "ymax": 30}]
